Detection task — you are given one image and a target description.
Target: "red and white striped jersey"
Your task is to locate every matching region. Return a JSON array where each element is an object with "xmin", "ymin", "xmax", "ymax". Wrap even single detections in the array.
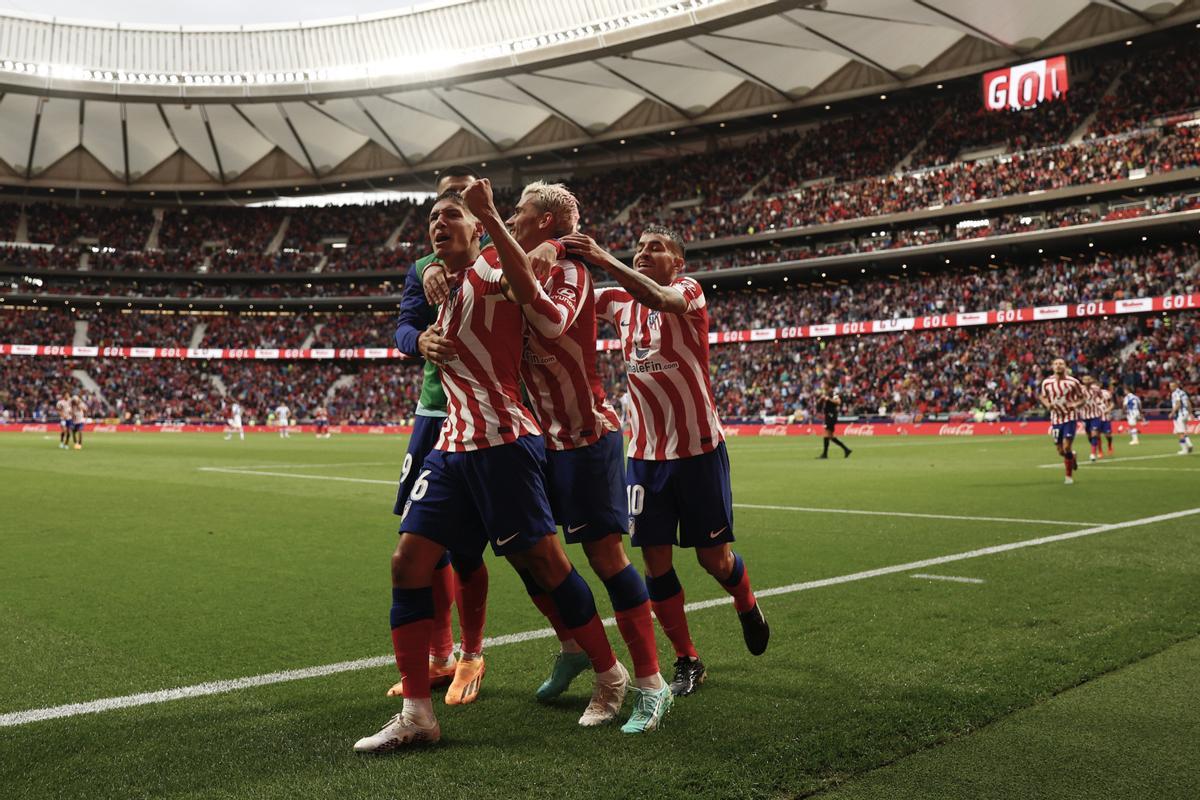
[
  {"xmin": 1084, "ymin": 386, "xmax": 1113, "ymax": 419},
  {"xmin": 596, "ymin": 276, "xmax": 723, "ymax": 460},
  {"xmin": 520, "ymin": 258, "xmax": 620, "ymax": 451},
  {"xmin": 1039, "ymin": 374, "xmax": 1084, "ymax": 424},
  {"xmin": 434, "ymin": 248, "xmax": 542, "ymax": 452}
]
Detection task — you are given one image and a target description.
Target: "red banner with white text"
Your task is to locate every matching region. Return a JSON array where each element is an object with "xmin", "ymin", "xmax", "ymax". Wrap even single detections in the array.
[
  {"xmin": 4, "ymin": 420, "xmax": 1194, "ymax": 436},
  {"xmin": 2, "ymin": 293, "xmax": 1196, "ymax": 359}
]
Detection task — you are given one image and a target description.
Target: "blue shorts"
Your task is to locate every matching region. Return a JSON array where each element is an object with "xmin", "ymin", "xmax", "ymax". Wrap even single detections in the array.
[
  {"xmin": 60, "ymin": 420, "xmax": 70, "ymax": 429},
  {"xmin": 1083, "ymin": 418, "xmax": 1101, "ymax": 436},
  {"xmin": 399, "ymin": 435, "xmax": 555, "ymax": 557},
  {"xmin": 627, "ymin": 442, "xmax": 734, "ymax": 549},
  {"xmin": 1051, "ymin": 421, "xmax": 1077, "ymax": 445},
  {"xmin": 393, "ymin": 413, "xmax": 444, "ymax": 516},
  {"xmin": 545, "ymin": 430, "xmax": 628, "ymax": 543},
  {"xmin": 1099, "ymin": 420, "xmax": 1112, "ymax": 435},
  {"xmin": 70, "ymin": 422, "xmax": 84, "ymax": 433}
]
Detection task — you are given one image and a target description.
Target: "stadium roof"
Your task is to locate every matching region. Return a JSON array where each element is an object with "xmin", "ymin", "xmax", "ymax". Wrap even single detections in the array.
[{"xmin": 0, "ymin": 0, "xmax": 1196, "ymax": 193}]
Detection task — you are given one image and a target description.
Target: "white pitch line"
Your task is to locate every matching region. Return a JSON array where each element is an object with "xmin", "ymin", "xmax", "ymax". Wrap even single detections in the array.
[
  {"xmin": 733, "ymin": 503, "xmax": 1100, "ymax": 527},
  {"xmin": 4, "ymin": 506, "xmax": 1197, "ymax": 730},
  {"xmin": 1036, "ymin": 453, "xmax": 1185, "ymax": 468},
  {"xmin": 197, "ymin": 467, "xmax": 394, "ymax": 485},
  {"xmin": 911, "ymin": 573, "xmax": 986, "ymax": 584},
  {"xmin": 1072, "ymin": 466, "xmax": 1200, "ymax": 472},
  {"xmin": 208, "ymin": 461, "xmax": 396, "ymax": 470},
  {"xmin": 194, "ymin": 468, "xmax": 1104, "ymax": 527}
]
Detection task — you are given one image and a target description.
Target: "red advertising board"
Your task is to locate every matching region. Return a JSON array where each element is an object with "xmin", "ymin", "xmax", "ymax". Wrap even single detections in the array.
[{"xmin": 983, "ymin": 56, "xmax": 1068, "ymax": 111}]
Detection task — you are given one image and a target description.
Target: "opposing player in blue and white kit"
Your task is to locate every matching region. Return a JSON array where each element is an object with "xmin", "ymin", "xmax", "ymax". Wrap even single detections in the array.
[
  {"xmin": 224, "ymin": 401, "xmax": 244, "ymax": 441},
  {"xmin": 1170, "ymin": 381, "xmax": 1194, "ymax": 455},
  {"xmin": 1123, "ymin": 388, "xmax": 1143, "ymax": 446}
]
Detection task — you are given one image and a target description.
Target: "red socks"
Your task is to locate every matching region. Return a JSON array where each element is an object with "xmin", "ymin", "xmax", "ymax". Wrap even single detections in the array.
[
  {"xmin": 530, "ymin": 592, "xmax": 573, "ymax": 644},
  {"xmin": 568, "ymin": 615, "xmax": 618, "ymax": 673},
  {"xmin": 615, "ymin": 600, "xmax": 660, "ymax": 678},
  {"xmin": 391, "ymin": 619, "xmax": 433, "ymax": 698},
  {"xmin": 720, "ymin": 553, "xmax": 757, "ymax": 614},
  {"xmin": 455, "ymin": 562, "xmax": 489, "ymax": 654},
  {"xmin": 429, "ymin": 563, "xmax": 456, "ymax": 661},
  {"xmin": 651, "ymin": 591, "xmax": 699, "ymax": 660}
]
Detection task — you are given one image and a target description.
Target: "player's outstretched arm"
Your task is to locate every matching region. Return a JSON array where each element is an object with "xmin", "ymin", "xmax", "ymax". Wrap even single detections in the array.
[
  {"xmin": 462, "ymin": 179, "xmax": 538, "ymax": 304},
  {"xmin": 562, "ymin": 233, "xmax": 687, "ymax": 314}
]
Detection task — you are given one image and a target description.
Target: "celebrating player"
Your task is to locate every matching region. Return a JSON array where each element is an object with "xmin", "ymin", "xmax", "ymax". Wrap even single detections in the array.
[
  {"xmin": 564, "ymin": 226, "xmax": 770, "ymax": 699},
  {"xmin": 816, "ymin": 383, "xmax": 851, "ymax": 459},
  {"xmin": 1097, "ymin": 380, "xmax": 1115, "ymax": 456},
  {"xmin": 69, "ymin": 394, "xmax": 87, "ymax": 450},
  {"xmin": 354, "ymin": 190, "xmax": 625, "ymax": 754},
  {"xmin": 449, "ymin": 180, "xmax": 669, "ymax": 733},
  {"xmin": 1122, "ymin": 386, "xmax": 1143, "ymax": 445},
  {"xmin": 1079, "ymin": 375, "xmax": 1105, "ymax": 462},
  {"xmin": 1169, "ymin": 380, "xmax": 1194, "ymax": 455},
  {"xmin": 224, "ymin": 400, "xmax": 244, "ymax": 441},
  {"xmin": 56, "ymin": 392, "xmax": 72, "ymax": 449},
  {"xmin": 1038, "ymin": 358, "xmax": 1084, "ymax": 484},
  {"xmin": 314, "ymin": 405, "xmax": 330, "ymax": 439},
  {"xmin": 388, "ymin": 167, "xmax": 495, "ymax": 705}
]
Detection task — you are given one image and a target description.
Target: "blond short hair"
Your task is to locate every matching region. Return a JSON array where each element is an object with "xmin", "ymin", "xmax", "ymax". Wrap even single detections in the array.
[{"xmin": 521, "ymin": 181, "xmax": 580, "ymax": 237}]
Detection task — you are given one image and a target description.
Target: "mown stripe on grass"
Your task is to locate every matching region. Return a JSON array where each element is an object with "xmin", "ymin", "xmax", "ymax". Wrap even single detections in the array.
[{"xmin": 4, "ymin": 506, "xmax": 1196, "ymax": 730}]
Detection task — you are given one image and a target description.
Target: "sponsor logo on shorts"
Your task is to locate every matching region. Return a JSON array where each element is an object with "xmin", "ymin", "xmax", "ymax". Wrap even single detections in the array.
[
  {"xmin": 496, "ymin": 532, "xmax": 520, "ymax": 546},
  {"xmin": 709, "ymin": 527, "xmax": 728, "ymax": 539},
  {"xmin": 567, "ymin": 523, "xmax": 588, "ymax": 534}
]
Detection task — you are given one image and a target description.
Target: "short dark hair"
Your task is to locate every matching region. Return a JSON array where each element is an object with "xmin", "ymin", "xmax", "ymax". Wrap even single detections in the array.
[
  {"xmin": 440, "ymin": 165, "xmax": 481, "ymax": 181},
  {"xmin": 641, "ymin": 224, "xmax": 685, "ymax": 258},
  {"xmin": 433, "ymin": 189, "xmax": 466, "ymax": 206}
]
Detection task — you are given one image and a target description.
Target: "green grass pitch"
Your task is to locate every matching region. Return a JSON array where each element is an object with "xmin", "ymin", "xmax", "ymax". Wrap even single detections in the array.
[{"xmin": 1, "ymin": 431, "xmax": 1198, "ymax": 800}]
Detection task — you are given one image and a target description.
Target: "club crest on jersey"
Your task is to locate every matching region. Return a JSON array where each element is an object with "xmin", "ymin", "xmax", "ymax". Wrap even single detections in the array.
[{"xmin": 646, "ymin": 311, "xmax": 662, "ymax": 330}]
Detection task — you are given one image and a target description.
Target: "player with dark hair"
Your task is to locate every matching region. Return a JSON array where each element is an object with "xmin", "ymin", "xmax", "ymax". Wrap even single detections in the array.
[
  {"xmin": 564, "ymin": 224, "xmax": 769, "ymax": 700},
  {"xmin": 355, "ymin": 190, "xmax": 625, "ymax": 753},
  {"xmin": 388, "ymin": 169, "xmax": 564, "ymax": 705},
  {"xmin": 816, "ymin": 383, "xmax": 851, "ymax": 459},
  {"xmin": 1079, "ymin": 375, "xmax": 1105, "ymax": 462},
  {"xmin": 313, "ymin": 404, "xmax": 330, "ymax": 439},
  {"xmin": 55, "ymin": 392, "xmax": 71, "ymax": 449},
  {"xmin": 1170, "ymin": 380, "xmax": 1194, "ymax": 455},
  {"xmin": 1039, "ymin": 358, "xmax": 1084, "ymax": 484},
  {"xmin": 69, "ymin": 394, "xmax": 87, "ymax": 450}
]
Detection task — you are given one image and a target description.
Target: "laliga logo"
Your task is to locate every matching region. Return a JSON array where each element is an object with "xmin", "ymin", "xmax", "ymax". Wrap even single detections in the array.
[
  {"xmin": 938, "ymin": 424, "xmax": 976, "ymax": 436},
  {"xmin": 983, "ymin": 56, "xmax": 1068, "ymax": 111}
]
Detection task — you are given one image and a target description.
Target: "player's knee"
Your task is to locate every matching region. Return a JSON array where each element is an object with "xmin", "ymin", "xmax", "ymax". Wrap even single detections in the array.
[
  {"xmin": 696, "ymin": 544, "xmax": 732, "ymax": 577},
  {"xmin": 513, "ymin": 535, "xmax": 571, "ymax": 589},
  {"xmin": 640, "ymin": 545, "xmax": 674, "ymax": 578},
  {"xmin": 583, "ymin": 535, "xmax": 629, "ymax": 580}
]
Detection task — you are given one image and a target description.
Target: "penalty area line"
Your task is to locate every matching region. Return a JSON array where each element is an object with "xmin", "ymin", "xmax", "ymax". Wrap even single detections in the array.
[{"xmin": 3, "ymin": 506, "xmax": 1197, "ymax": 730}]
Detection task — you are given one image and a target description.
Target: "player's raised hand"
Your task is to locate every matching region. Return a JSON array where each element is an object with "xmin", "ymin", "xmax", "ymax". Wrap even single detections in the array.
[
  {"xmin": 528, "ymin": 240, "xmax": 558, "ymax": 281},
  {"xmin": 422, "ymin": 263, "xmax": 451, "ymax": 306},
  {"xmin": 561, "ymin": 232, "xmax": 606, "ymax": 264},
  {"xmin": 461, "ymin": 178, "xmax": 496, "ymax": 219},
  {"xmin": 418, "ymin": 325, "xmax": 457, "ymax": 365}
]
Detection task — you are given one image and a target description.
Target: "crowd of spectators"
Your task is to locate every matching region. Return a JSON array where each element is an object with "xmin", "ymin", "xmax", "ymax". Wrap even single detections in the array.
[
  {"xmin": 0, "ymin": 356, "xmax": 85, "ymax": 420},
  {"xmin": 0, "ymin": 306, "xmax": 78, "ymax": 342},
  {"xmin": 600, "ymin": 124, "xmax": 1199, "ymax": 249},
  {"xmin": 22, "ymin": 204, "xmax": 153, "ymax": 250},
  {"xmin": 158, "ymin": 206, "xmax": 286, "ymax": 252},
  {"xmin": 3, "ymin": 308, "xmax": 1194, "ymax": 424},
  {"xmin": 282, "ymin": 201, "xmax": 416, "ymax": 250},
  {"xmin": 700, "ymin": 243, "xmax": 1199, "ymax": 331},
  {"xmin": 909, "ymin": 57, "xmax": 1124, "ymax": 169},
  {"xmin": 1089, "ymin": 39, "xmax": 1200, "ymax": 137}
]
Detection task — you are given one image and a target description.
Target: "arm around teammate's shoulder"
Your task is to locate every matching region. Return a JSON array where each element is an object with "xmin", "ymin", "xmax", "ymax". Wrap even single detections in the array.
[{"xmin": 562, "ymin": 233, "xmax": 687, "ymax": 314}]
